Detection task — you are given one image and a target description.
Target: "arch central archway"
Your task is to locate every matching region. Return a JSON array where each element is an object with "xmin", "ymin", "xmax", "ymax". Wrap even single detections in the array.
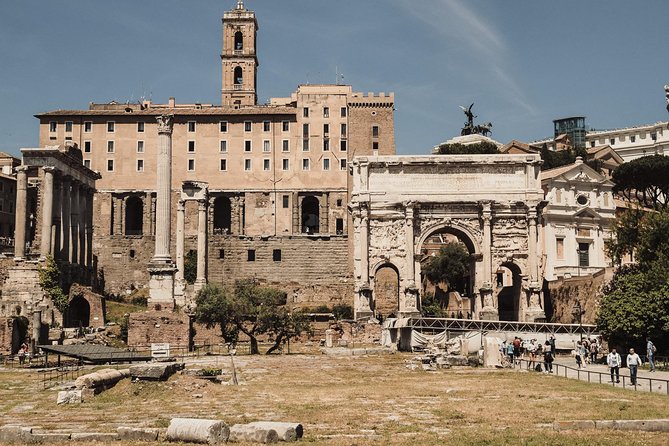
[
  {"xmin": 496, "ymin": 262, "xmax": 522, "ymax": 321},
  {"xmin": 67, "ymin": 295, "xmax": 90, "ymax": 328},
  {"xmin": 373, "ymin": 264, "xmax": 399, "ymax": 319}
]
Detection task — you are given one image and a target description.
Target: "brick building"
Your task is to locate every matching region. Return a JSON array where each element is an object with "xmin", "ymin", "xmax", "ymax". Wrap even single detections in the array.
[{"xmin": 33, "ymin": 1, "xmax": 395, "ymax": 307}]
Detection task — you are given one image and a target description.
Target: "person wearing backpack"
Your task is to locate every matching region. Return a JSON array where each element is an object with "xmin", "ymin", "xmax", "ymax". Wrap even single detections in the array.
[
  {"xmin": 607, "ymin": 348, "xmax": 621, "ymax": 383},
  {"xmin": 647, "ymin": 337, "xmax": 656, "ymax": 372}
]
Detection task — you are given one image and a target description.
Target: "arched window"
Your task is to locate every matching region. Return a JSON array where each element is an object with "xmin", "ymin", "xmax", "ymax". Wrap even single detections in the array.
[
  {"xmin": 301, "ymin": 196, "xmax": 319, "ymax": 234},
  {"xmin": 234, "ymin": 31, "xmax": 243, "ymax": 50},
  {"xmin": 213, "ymin": 196, "xmax": 232, "ymax": 234},
  {"xmin": 125, "ymin": 196, "xmax": 143, "ymax": 235},
  {"xmin": 234, "ymin": 66, "xmax": 243, "ymax": 86}
]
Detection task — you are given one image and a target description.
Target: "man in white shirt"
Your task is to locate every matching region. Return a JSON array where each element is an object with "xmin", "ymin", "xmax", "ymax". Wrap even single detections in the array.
[
  {"xmin": 607, "ymin": 348, "xmax": 621, "ymax": 383},
  {"xmin": 626, "ymin": 348, "xmax": 643, "ymax": 386}
]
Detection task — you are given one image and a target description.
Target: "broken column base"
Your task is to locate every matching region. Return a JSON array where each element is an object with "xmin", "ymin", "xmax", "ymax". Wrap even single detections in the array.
[
  {"xmin": 524, "ymin": 307, "xmax": 547, "ymax": 323},
  {"xmin": 147, "ymin": 264, "xmax": 177, "ymax": 311},
  {"xmin": 479, "ymin": 307, "xmax": 499, "ymax": 321}
]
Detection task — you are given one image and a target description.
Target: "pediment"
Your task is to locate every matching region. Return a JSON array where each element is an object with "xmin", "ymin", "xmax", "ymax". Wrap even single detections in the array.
[{"xmin": 573, "ymin": 207, "xmax": 602, "ymax": 219}]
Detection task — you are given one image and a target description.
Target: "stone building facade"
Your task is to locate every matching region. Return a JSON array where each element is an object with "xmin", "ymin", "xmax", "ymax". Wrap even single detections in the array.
[
  {"xmin": 33, "ymin": 1, "xmax": 395, "ymax": 307},
  {"xmin": 0, "ymin": 153, "xmax": 20, "ymax": 249},
  {"xmin": 350, "ymin": 154, "xmax": 546, "ymax": 322}
]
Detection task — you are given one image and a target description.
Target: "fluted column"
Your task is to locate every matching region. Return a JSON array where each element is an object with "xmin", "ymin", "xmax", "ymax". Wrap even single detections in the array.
[
  {"xmin": 69, "ymin": 181, "xmax": 80, "ymax": 264},
  {"xmin": 525, "ymin": 206, "xmax": 545, "ymax": 322},
  {"xmin": 152, "ymin": 114, "xmax": 174, "ymax": 263},
  {"xmin": 86, "ymin": 190, "xmax": 94, "ymax": 268},
  {"xmin": 39, "ymin": 167, "xmax": 56, "ymax": 259},
  {"xmin": 60, "ymin": 177, "xmax": 71, "ymax": 260},
  {"xmin": 479, "ymin": 201, "xmax": 496, "ymax": 320},
  {"xmin": 194, "ymin": 199, "xmax": 208, "ymax": 292},
  {"xmin": 78, "ymin": 184, "xmax": 87, "ymax": 266},
  {"xmin": 14, "ymin": 166, "xmax": 29, "ymax": 259},
  {"xmin": 174, "ymin": 199, "xmax": 186, "ymax": 300}
]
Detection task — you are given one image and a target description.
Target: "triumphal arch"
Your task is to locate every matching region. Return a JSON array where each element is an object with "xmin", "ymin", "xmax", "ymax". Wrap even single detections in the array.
[{"xmin": 349, "ymin": 154, "xmax": 546, "ymax": 322}]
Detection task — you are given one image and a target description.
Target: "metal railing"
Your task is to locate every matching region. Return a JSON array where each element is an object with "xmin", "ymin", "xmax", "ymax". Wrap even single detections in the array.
[
  {"xmin": 38, "ymin": 365, "xmax": 83, "ymax": 389},
  {"xmin": 406, "ymin": 317, "xmax": 597, "ymax": 336},
  {"xmin": 512, "ymin": 358, "xmax": 669, "ymax": 395}
]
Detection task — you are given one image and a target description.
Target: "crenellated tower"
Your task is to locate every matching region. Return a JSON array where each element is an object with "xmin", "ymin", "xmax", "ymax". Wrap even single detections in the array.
[{"xmin": 221, "ymin": 0, "xmax": 258, "ymax": 106}]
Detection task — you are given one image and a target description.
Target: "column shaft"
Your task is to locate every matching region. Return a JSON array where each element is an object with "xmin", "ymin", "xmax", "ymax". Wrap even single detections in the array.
[
  {"xmin": 69, "ymin": 181, "xmax": 80, "ymax": 263},
  {"xmin": 195, "ymin": 199, "xmax": 208, "ymax": 289},
  {"xmin": 86, "ymin": 190, "xmax": 94, "ymax": 268},
  {"xmin": 175, "ymin": 200, "xmax": 185, "ymax": 283},
  {"xmin": 528, "ymin": 208, "xmax": 538, "ymax": 283},
  {"xmin": 40, "ymin": 167, "xmax": 56, "ymax": 259},
  {"xmin": 60, "ymin": 178, "xmax": 71, "ymax": 260},
  {"xmin": 152, "ymin": 115, "xmax": 173, "ymax": 263},
  {"xmin": 14, "ymin": 167, "xmax": 29, "ymax": 259},
  {"xmin": 78, "ymin": 184, "xmax": 87, "ymax": 266}
]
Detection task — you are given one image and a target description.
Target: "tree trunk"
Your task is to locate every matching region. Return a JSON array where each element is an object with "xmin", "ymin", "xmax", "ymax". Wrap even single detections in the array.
[
  {"xmin": 266, "ymin": 333, "xmax": 285, "ymax": 355},
  {"xmin": 249, "ymin": 336, "xmax": 259, "ymax": 355}
]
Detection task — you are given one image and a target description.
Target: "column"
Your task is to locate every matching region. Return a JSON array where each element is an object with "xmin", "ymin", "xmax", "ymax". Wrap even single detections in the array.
[
  {"xmin": 402, "ymin": 202, "xmax": 419, "ymax": 315},
  {"xmin": 78, "ymin": 184, "xmax": 87, "ymax": 266},
  {"xmin": 360, "ymin": 204, "xmax": 369, "ymax": 284},
  {"xmin": 85, "ymin": 190, "xmax": 94, "ymax": 268},
  {"xmin": 194, "ymin": 199, "xmax": 208, "ymax": 291},
  {"xmin": 39, "ymin": 167, "xmax": 56, "ymax": 259},
  {"xmin": 151, "ymin": 114, "xmax": 174, "ymax": 263},
  {"xmin": 60, "ymin": 177, "xmax": 71, "ymax": 260},
  {"xmin": 525, "ymin": 206, "xmax": 545, "ymax": 322},
  {"xmin": 479, "ymin": 201, "xmax": 496, "ymax": 320},
  {"xmin": 14, "ymin": 166, "xmax": 29, "ymax": 259},
  {"xmin": 174, "ymin": 199, "xmax": 186, "ymax": 301},
  {"xmin": 51, "ymin": 177, "xmax": 62, "ymax": 260},
  {"xmin": 69, "ymin": 181, "xmax": 80, "ymax": 264}
]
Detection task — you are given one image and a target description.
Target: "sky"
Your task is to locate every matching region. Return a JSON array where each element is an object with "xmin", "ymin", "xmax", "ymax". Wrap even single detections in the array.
[{"xmin": 1, "ymin": 0, "xmax": 668, "ymax": 156}]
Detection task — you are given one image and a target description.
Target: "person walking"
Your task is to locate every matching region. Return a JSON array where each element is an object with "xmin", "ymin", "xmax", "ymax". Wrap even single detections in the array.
[
  {"xmin": 589, "ymin": 340, "xmax": 598, "ymax": 364},
  {"xmin": 575, "ymin": 342, "xmax": 583, "ymax": 369},
  {"xmin": 543, "ymin": 341, "xmax": 554, "ymax": 373},
  {"xmin": 549, "ymin": 335, "xmax": 556, "ymax": 356},
  {"xmin": 627, "ymin": 348, "xmax": 643, "ymax": 386},
  {"xmin": 506, "ymin": 341, "xmax": 515, "ymax": 366},
  {"xmin": 607, "ymin": 348, "xmax": 621, "ymax": 383},
  {"xmin": 579, "ymin": 342, "xmax": 588, "ymax": 368},
  {"xmin": 646, "ymin": 337, "xmax": 656, "ymax": 372}
]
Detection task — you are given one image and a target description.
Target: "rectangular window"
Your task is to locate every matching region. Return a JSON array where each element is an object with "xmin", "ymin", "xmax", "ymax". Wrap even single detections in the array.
[
  {"xmin": 630, "ymin": 135, "xmax": 636, "ymax": 143},
  {"xmin": 340, "ymin": 159, "xmax": 347, "ymax": 170},
  {"xmin": 219, "ymin": 249, "xmax": 225, "ymax": 259},
  {"xmin": 273, "ymin": 249, "xmax": 282, "ymax": 262},
  {"xmin": 137, "ymin": 141, "xmax": 144, "ymax": 153},
  {"xmin": 336, "ymin": 199, "xmax": 342, "ymax": 207},
  {"xmin": 302, "ymin": 139, "xmax": 309, "ymax": 151},
  {"xmin": 84, "ymin": 141, "xmax": 91, "ymax": 153},
  {"xmin": 303, "ymin": 123, "xmax": 309, "ymax": 137},
  {"xmin": 323, "ymin": 158, "xmax": 330, "ymax": 170},
  {"xmin": 137, "ymin": 122, "xmax": 145, "ymax": 132},
  {"xmin": 244, "ymin": 140, "xmax": 252, "ymax": 152},
  {"xmin": 65, "ymin": 121, "xmax": 73, "ymax": 132},
  {"xmin": 282, "ymin": 159, "xmax": 289, "ymax": 170},
  {"xmin": 303, "ymin": 107, "xmax": 309, "ymax": 118},
  {"xmin": 188, "ymin": 121, "xmax": 196, "ymax": 132},
  {"xmin": 83, "ymin": 159, "xmax": 91, "ymax": 169},
  {"xmin": 302, "ymin": 158, "xmax": 310, "ymax": 170},
  {"xmin": 247, "ymin": 249, "xmax": 256, "ymax": 261},
  {"xmin": 244, "ymin": 121, "xmax": 252, "ymax": 132},
  {"xmin": 372, "ymin": 125, "xmax": 379, "ymax": 137},
  {"xmin": 137, "ymin": 159, "xmax": 144, "ymax": 172},
  {"xmin": 340, "ymin": 106, "xmax": 347, "ymax": 117},
  {"xmin": 188, "ymin": 159, "xmax": 195, "ymax": 171},
  {"xmin": 220, "ymin": 159, "xmax": 227, "ymax": 171},
  {"xmin": 244, "ymin": 159, "xmax": 251, "ymax": 171},
  {"xmin": 282, "ymin": 121, "xmax": 289, "ymax": 132},
  {"xmin": 107, "ymin": 141, "xmax": 114, "ymax": 153},
  {"xmin": 323, "ymin": 107, "xmax": 329, "ymax": 118},
  {"xmin": 336, "ymin": 218, "xmax": 344, "ymax": 235},
  {"xmin": 263, "ymin": 121, "xmax": 271, "ymax": 132},
  {"xmin": 107, "ymin": 159, "xmax": 114, "ymax": 171},
  {"xmin": 263, "ymin": 140, "xmax": 271, "ymax": 152},
  {"xmin": 188, "ymin": 140, "xmax": 196, "ymax": 152},
  {"xmin": 651, "ymin": 133, "xmax": 657, "ymax": 141},
  {"xmin": 341, "ymin": 123, "xmax": 347, "ymax": 137},
  {"xmin": 282, "ymin": 195, "xmax": 289, "ymax": 208},
  {"xmin": 220, "ymin": 121, "xmax": 228, "ymax": 132},
  {"xmin": 372, "ymin": 141, "xmax": 379, "ymax": 151},
  {"xmin": 263, "ymin": 159, "xmax": 270, "ymax": 171},
  {"xmin": 340, "ymin": 140, "xmax": 347, "ymax": 151},
  {"xmin": 84, "ymin": 121, "xmax": 92, "ymax": 133},
  {"xmin": 323, "ymin": 138, "xmax": 330, "ymax": 151},
  {"xmin": 609, "ymin": 138, "xmax": 615, "ymax": 145},
  {"xmin": 220, "ymin": 140, "xmax": 227, "ymax": 152},
  {"xmin": 49, "ymin": 121, "xmax": 57, "ymax": 132},
  {"xmin": 107, "ymin": 121, "xmax": 115, "ymax": 132},
  {"xmin": 282, "ymin": 139, "xmax": 289, "ymax": 152},
  {"xmin": 590, "ymin": 140, "xmax": 595, "ymax": 148},
  {"xmin": 578, "ymin": 242, "xmax": 590, "ymax": 267},
  {"xmin": 323, "ymin": 123, "xmax": 329, "ymax": 135},
  {"xmin": 556, "ymin": 238, "xmax": 564, "ymax": 260}
]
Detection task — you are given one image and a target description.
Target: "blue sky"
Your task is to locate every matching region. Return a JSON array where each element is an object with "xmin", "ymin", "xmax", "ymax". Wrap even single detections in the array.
[{"xmin": 1, "ymin": 0, "xmax": 668, "ymax": 156}]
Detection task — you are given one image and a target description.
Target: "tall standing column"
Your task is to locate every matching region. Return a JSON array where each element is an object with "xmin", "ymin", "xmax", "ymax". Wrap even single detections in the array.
[
  {"xmin": 479, "ymin": 201, "xmax": 497, "ymax": 320},
  {"xmin": 78, "ymin": 184, "xmax": 87, "ymax": 266},
  {"xmin": 401, "ymin": 202, "xmax": 419, "ymax": 316},
  {"xmin": 85, "ymin": 190, "xmax": 94, "ymax": 269},
  {"xmin": 194, "ymin": 199, "xmax": 208, "ymax": 292},
  {"xmin": 69, "ymin": 181, "xmax": 80, "ymax": 264},
  {"xmin": 148, "ymin": 115, "xmax": 176, "ymax": 310},
  {"xmin": 60, "ymin": 177, "xmax": 71, "ymax": 260},
  {"xmin": 525, "ymin": 206, "xmax": 545, "ymax": 322},
  {"xmin": 40, "ymin": 166, "xmax": 56, "ymax": 259},
  {"xmin": 174, "ymin": 199, "xmax": 186, "ymax": 304},
  {"xmin": 14, "ymin": 166, "xmax": 29, "ymax": 259}
]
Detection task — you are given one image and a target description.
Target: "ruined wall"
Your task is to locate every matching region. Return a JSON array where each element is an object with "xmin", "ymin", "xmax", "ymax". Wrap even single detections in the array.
[
  {"xmin": 127, "ymin": 310, "xmax": 191, "ymax": 348},
  {"xmin": 545, "ymin": 268, "xmax": 613, "ymax": 324},
  {"xmin": 0, "ymin": 317, "xmax": 14, "ymax": 355},
  {"xmin": 68, "ymin": 284, "xmax": 105, "ymax": 328}
]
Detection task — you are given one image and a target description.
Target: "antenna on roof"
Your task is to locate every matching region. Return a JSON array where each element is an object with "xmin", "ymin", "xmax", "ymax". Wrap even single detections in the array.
[{"xmin": 335, "ymin": 66, "xmax": 344, "ymax": 85}]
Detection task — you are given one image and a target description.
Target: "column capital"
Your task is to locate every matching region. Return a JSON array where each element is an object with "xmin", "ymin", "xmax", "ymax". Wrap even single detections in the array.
[
  {"xmin": 15, "ymin": 165, "xmax": 30, "ymax": 174},
  {"xmin": 177, "ymin": 199, "xmax": 185, "ymax": 211},
  {"xmin": 42, "ymin": 166, "xmax": 57, "ymax": 174},
  {"xmin": 156, "ymin": 114, "xmax": 174, "ymax": 134},
  {"xmin": 197, "ymin": 199, "xmax": 207, "ymax": 211}
]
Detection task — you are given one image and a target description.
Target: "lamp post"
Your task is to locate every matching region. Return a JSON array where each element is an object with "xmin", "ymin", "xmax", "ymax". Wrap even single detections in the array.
[{"xmin": 571, "ymin": 301, "xmax": 584, "ymax": 341}]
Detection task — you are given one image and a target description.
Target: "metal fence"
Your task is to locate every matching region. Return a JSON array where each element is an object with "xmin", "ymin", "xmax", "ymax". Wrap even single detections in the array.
[
  {"xmin": 39, "ymin": 366, "xmax": 84, "ymax": 390},
  {"xmin": 512, "ymin": 358, "xmax": 669, "ymax": 395}
]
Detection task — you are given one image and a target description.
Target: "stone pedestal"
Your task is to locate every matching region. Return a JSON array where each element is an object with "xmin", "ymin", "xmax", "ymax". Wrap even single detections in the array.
[
  {"xmin": 525, "ymin": 285, "xmax": 546, "ymax": 322},
  {"xmin": 479, "ymin": 285, "xmax": 498, "ymax": 320},
  {"xmin": 148, "ymin": 264, "xmax": 177, "ymax": 311}
]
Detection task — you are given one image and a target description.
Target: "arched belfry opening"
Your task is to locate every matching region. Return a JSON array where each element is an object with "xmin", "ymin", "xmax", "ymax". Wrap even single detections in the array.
[
  {"xmin": 213, "ymin": 196, "xmax": 232, "ymax": 234},
  {"xmin": 234, "ymin": 66, "xmax": 243, "ymax": 86},
  {"xmin": 496, "ymin": 262, "xmax": 522, "ymax": 321},
  {"xmin": 125, "ymin": 195, "xmax": 143, "ymax": 235},
  {"xmin": 301, "ymin": 196, "xmax": 319, "ymax": 234},
  {"xmin": 234, "ymin": 31, "xmax": 243, "ymax": 50},
  {"xmin": 419, "ymin": 228, "xmax": 476, "ymax": 318},
  {"xmin": 373, "ymin": 264, "xmax": 400, "ymax": 319}
]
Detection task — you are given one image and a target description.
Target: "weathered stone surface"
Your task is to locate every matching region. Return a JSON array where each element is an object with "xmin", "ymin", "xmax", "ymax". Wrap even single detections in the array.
[
  {"xmin": 442, "ymin": 355, "xmax": 468, "ymax": 366},
  {"xmin": 74, "ymin": 368, "xmax": 129, "ymax": 390},
  {"xmin": 229, "ymin": 424, "xmax": 278, "ymax": 444},
  {"xmin": 553, "ymin": 420, "xmax": 596, "ymax": 431},
  {"xmin": 117, "ymin": 426, "xmax": 160, "ymax": 441},
  {"xmin": 0, "ymin": 425, "xmax": 33, "ymax": 443},
  {"xmin": 612, "ymin": 419, "xmax": 669, "ymax": 432},
  {"xmin": 70, "ymin": 432, "xmax": 119, "ymax": 442},
  {"xmin": 31, "ymin": 432, "xmax": 72, "ymax": 442},
  {"xmin": 56, "ymin": 390, "xmax": 82, "ymax": 405},
  {"xmin": 130, "ymin": 362, "xmax": 184, "ymax": 381},
  {"xmin": 247, "ymin": 422, "xmax": 303, "ymax": 441},
  {"xmin": 166, "ymin": 418, "xmax": 229, "ymax": 444},
  {"xmin": 483, "ymin": 337, "xmax": 501, "ymax": 368}
]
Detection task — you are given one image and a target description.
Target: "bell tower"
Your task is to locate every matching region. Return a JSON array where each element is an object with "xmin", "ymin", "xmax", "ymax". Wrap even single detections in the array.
[{"xmin": 221, "ymin": 0, "xmax": 258, "ymax": 106}]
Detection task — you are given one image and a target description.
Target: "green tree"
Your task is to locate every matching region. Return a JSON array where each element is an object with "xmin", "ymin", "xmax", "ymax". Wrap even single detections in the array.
[
  {"xmin": 435, "ymin": 141, "xmax": 500, "ymax": 155},
  {"xmin": 38, "ymin": 255, "xmax": 69, "ymax": 314},
  {"xmin": 194, "ymin": 280, "xmax": 312, "ymax": 355},
  {"xmin": 420, "ymin": 292, "xmax": 448, "ymax": 318},
  {"xmin": 184, "ymin": 250, "xmax": 197, "ymax": 284},
  {"xmin": 612, "ymin": 155, "xmax": 669, "ymax": 210},
  {"xmin": 422, "ymin": 242, "xmax": 471, "ymax": 291}
]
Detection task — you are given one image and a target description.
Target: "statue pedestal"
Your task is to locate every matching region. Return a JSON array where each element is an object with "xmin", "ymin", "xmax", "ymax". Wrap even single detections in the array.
[
  {"xmin": 525, "ymin": 285, "xmax": 546, "ymax": 322},
  {"xmin": 479, "ymin": 307, "xmax": 499, "ymax": 321},
  {"xmin": 148, "ymin": 263, "xmax": 177, "ymax": 311}
]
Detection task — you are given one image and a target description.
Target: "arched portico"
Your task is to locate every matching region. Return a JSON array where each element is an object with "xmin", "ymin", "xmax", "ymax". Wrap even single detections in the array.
[{"xmin": 371, "ymin": 262, "xmax": 400, "ymax": 319}]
